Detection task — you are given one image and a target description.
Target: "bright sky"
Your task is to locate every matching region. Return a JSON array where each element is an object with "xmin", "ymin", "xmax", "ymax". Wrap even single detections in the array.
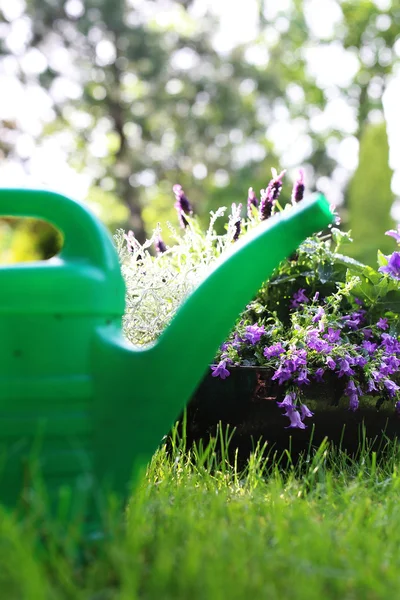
[{"xmin": 0, "ymin": 0, "xmax": 399, "ymax": 213}]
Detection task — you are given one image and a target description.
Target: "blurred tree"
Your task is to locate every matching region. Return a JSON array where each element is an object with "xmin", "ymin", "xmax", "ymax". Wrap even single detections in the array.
[
  {"xmin": 0, "ymin": 0, "xmax": 398, "ymax": 260},
  {"xmin": 346, "ymin": 121, "xmax": 395, "ymax": 266}
]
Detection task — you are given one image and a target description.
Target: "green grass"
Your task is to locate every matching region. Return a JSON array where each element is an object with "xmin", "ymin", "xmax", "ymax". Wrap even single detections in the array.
[{"xmin": 2, "ymin": 430, "xmax": 400, "ymax": 599}]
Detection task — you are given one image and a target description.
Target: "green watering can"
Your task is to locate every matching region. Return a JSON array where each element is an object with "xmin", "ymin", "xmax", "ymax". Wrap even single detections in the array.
[{"xmin": 0, "ymin": 189, "xmax": 332, "ymax": 524}]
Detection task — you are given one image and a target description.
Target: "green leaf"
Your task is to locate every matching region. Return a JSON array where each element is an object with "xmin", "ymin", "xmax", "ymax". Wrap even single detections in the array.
[{"xmin": 377, "ymin": 249, "xmax": 388, "ymax": 268}]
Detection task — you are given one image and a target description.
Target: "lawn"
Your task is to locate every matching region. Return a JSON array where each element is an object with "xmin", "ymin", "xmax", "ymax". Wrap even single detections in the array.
[{"xmin": 1, "ymin": 428, "xmax": 400, "ymax": 599}]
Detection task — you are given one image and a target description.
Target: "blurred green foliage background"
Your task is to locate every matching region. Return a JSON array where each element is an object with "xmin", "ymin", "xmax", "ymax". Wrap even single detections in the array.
[{"xmin": 0, "ymin": 0, "xmax": 399, "ymax": 264}]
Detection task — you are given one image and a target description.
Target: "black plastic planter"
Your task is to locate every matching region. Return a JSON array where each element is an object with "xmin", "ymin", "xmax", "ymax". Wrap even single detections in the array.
[{"xmin": 183, "ymin": 367, "xmax": 400, "ymax": 463}]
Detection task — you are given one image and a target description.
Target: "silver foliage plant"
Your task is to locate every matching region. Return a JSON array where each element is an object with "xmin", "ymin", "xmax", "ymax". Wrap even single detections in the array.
[
  {"xmin": 115, "ymin": 168, "xmax": 302, "ymax": 347},
  {"xmin": 115, "ymin": 204, "xmax": 249, "ymax": 346}
]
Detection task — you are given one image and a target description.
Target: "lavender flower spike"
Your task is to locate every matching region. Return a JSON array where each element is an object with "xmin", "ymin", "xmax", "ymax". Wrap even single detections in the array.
[
  {"xmin": 259, "ymin": 168, "xmax": 286, "ymax": 221},
  {"xmin": 173, "ymin": 184, "xmax": 193, "ymax": 228},
  {"xmin": 124, "ymin": 230, "xmax": 136, "ymax": 253},
  {"xmin": 154, "ymin": 234, "xmax": 167, "ymax": 254},
  {"xmin": 230, "ymin": 202, "xmax": 242, "ymax": 241},
  {"xmin": 291, "ymin": 168, "xmax": 305, "ymax": 204},
  {"xmin": 247, "ymin": 187, "xmax": 258, "ymax": 217}
]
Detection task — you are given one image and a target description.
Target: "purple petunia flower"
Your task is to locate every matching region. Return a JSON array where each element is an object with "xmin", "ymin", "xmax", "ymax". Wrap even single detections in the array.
[
  {"xmin": 337, "ymin": 358, "xmax": 355, "ymax": 378},
  {"xmin": 300, "ymin": 403, "xmax": 314, "ymax": 420},
  {"xmin": 349, "ymin": 394, "xmax": 359, "ymax": 412},
  {"xmin": 353, "ymin": 355, "xmax": 368, "ymax": 368},
  {"xmin": 291, "ymin": 169, "xmax": 305, "ymax": 204},
  {"xmin": 211, "ymin": 360, "xmax": 230, "ymax": 380},
  {"xmin": 244, "ymin": 324, "xmax": 265, "ymax": 345},
  {"xmin": 326, "ymin": 356, "xmax": 336, "ymax": 370},
  {"xmin": 295, "ymin": 369, "xmax": 310, "ymax": 386},
  {"xmin": 313, "ymin": 291, "xmax": 320, "ymax": 302},
  {"xmin": 385, "ymin": 226, "xmax": 400, "ymax": 243},
  {"xmin": 263, "ymin": 343, "xmax": 285, "ymax": 358},
  {"xmin": 283, "ymin": 406, "xmax": 307, "ymax": 430},
  {"xmin": 377, "ymin": 318, "xmax": 389, "ymax": 331},
  {"xmin": 379, "ymin": 252, "xmax": 400, "ymax": 280},
  {"xmin": 173, "ymin": 184, "xmax": 193, "ymax": 228},
  {"xmin": 384, "ymin": 379, "xmax": 400, "ymax": 398},
  {"xmin": 277, "ymin": 391, "xmax": 296, "ymax": 410},
  {"xmin": 314, "ymin": 368, "xmax": 325, "ymax": 382},
  {"xmin": 247, "ymin": 187, "xmax": 258, "ymax": 217},
  {"xmin": 312, "ymin": 307, "xmax": 325, "ymax": 323},
  {"xmin": 380, "ymin": 333, "xmax": 400, "ymax": 353},
  {"xmin": 291, "ymin": 288, "xmax": 309, "ymax": 309},
  {"xmin": 323, "ymin": 328, "xmax": 341, "ymax": 343},
  {"xmin": 307, "ymin": 334, "xmax": 332, "ymax": 354},
  {"xmin": 362, "ymin": 340, "xmax": 377, "ymax": 354},
  {"xmin": 271, "ymin": 366, "xmax": 292, "ymax": 385}
]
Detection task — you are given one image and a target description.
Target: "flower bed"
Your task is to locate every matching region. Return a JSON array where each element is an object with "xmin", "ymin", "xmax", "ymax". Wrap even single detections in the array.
[{"xmin": 117, "ymin": 167, "xmax": 400, "ymax": 449}]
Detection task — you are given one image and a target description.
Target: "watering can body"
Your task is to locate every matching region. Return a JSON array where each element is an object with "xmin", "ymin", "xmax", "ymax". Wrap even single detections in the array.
[{"xmin": 0, "ymin": 188, "xmax": 332, "ymax": 523}]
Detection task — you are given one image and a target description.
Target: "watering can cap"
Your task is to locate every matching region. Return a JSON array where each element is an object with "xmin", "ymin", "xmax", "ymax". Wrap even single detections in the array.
[{"xmin": 0, "ymin": 189, "xmax": 126, "ymax": 316}]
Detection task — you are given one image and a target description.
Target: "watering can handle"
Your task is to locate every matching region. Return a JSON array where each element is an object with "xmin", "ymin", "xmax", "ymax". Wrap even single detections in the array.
[{"xmin": 0, "ymin": 188, "xmax": 120, "ymax": 273}]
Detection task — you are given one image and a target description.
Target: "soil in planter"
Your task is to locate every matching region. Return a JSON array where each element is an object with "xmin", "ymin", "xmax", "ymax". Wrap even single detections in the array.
[{"xmin": 172, "ymin": 367, "xmax": 400, "ymax": 467}]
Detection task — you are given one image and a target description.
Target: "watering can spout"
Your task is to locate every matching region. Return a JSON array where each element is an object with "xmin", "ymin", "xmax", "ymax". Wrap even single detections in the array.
[
  {"xmin": 92, "ymin": 194, "xmax": 332, "ymax": 495},
  {"xmin": 153, "ymin": 194, "xmax": 332, "ymax": 406}
]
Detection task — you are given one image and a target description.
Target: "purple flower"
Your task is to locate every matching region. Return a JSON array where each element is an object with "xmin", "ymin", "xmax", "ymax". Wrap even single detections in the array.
[
  {"xmin": 342, "ymin": 311, "xmax": 366, "ymax": 330},
  {"xmin": 354, "ymin": 297, "xmax": 363, "ymax": 306},
  {"xmin": 385, "ymin": 226, "xmax": 400, "ymax": 243},
  {"xmin": 362, "ymin": 341, "xmax": 377, "ymax": 354},
  {"xmin": 307, "ymin": 335, "xmax": 332, "ymax": 353},
  {"xmin": 354, "ymin": 355, "xmax": 368, "ymax": 368},
  {"xmin": 349, "ymin": 395, "xmax": 359, "ymax": 412},
  {"xmin": 300, "ymin": 403, "xmax": 314, "ymax": 420},
  {"xmin": 380, "ymin": 334, "xmax": 400, "ymax": 353},
  {"xmin": 173, "ymin": 184, "xmax": 193, "ymax": 228},
  {"xmin": 244, "ymin": 324, "xmax": 265, "ymax": 345},
  {"xmin": 313, "ymin": 291, "xmax": 320, "ymax": 302},
  {"xmin": 271, "ymin": 366, "xmax": 292, "ymax": 385},
  {"xmin": 284, "ymin": 406, "xmax": 306, "ymax": 430},
  {"xmin": 259, "ymin": 169, "xmax": 286, "ymax": 221},
  {"xmin": 395, "ymin": 401, "xmax": 400, "ymax": 415},
  {"xmin": 326, "ymin": 356, "xmax": 336, "ymax": 370},
  {"xmin": 290, "ymin": 288, "xmax": 309, "ymax": 309},
  {"xmin": 380, "ymin": 355, "xmax": 400, "ymax": 375},
  {"xmin": 263, "ymin": 343, "xmax": 285, "ymax": 358},
  {"xmin": 124, "ymin": 230, "xmax": 136, "ymax": 253},
  {"xmin": 211, "ymin": 360, "xmax": 230, "ymax": 380},
  {"xmin": 337, "ymin": 358, "xmax": 355, "ymax": 378},
  {"xmin": 314, "ymin": 368, "xmax": 325, "ymax": 382},
  {"xmin": 295, "ymin": 369, "xmax": 310, "ymax": 386},
  {"xmin": 277, "ymin": 391, "xmax": 296, "ymax": 410},
  {"xmin": 379, "ymin": 252, "xmax": 400, "ymax": 280},
  {"xmin": 323, "ymin": 328, "xmax": 341, "ymax": 343},
  {"xmin": 363, "ymin": 329, "xmax": 373, "ymax": 339},
  {"xmin": 312, "ymin": 307, "xmax": 325, "ymax": 323},
  {"xmin": 384, "ymin": 379, "xmax": 399, "ymax": 398},
  {"xmin": 247, "ymin": 187, "xmax": 258, "ymax": 217},
  {"xmin": 377, "ymin": 318, "xmax": 389, "ymax": 331},
  {"xmin": 345, "ymin": 379, "xmax": 358, "ymax": 395},
  {"xmin": 291, "ymin": 168, "xmax": 305, "ymax": 204},
  {"xmin": 154, "ymin": 234, "xmax": 167, "ymax": 254}
]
